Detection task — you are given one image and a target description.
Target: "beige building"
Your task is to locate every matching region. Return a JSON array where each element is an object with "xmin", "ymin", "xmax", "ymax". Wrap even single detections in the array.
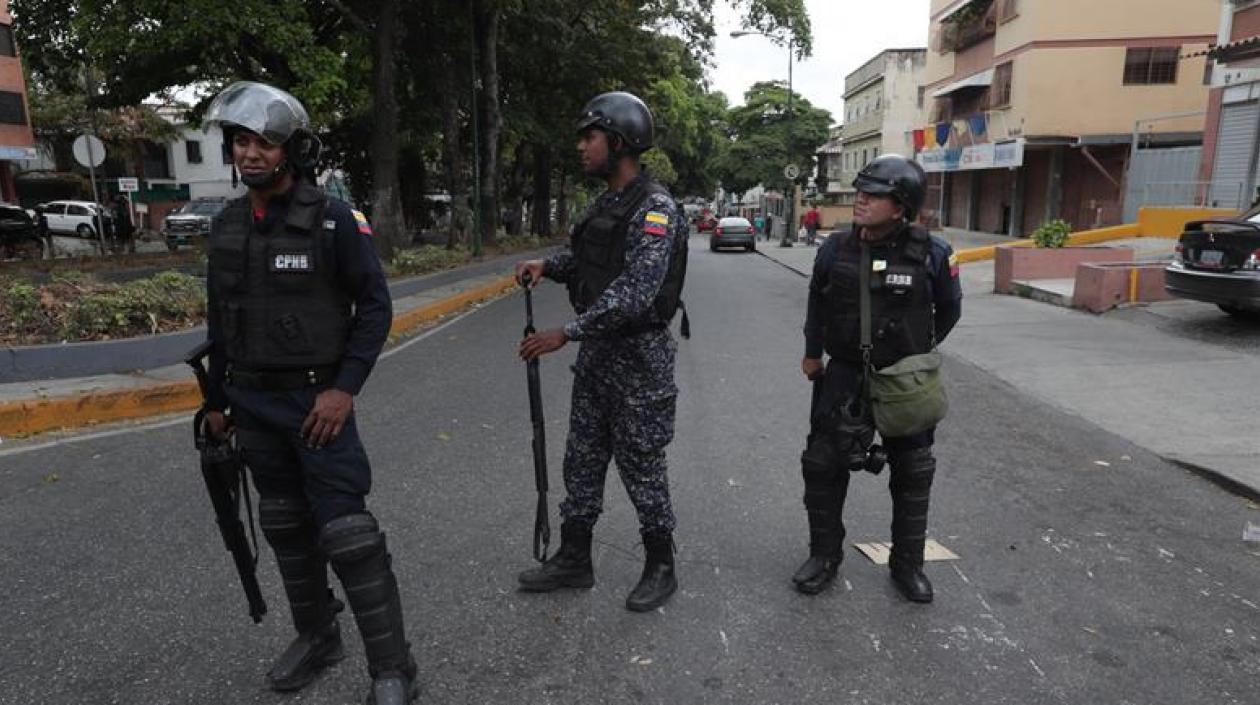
[
  {"xmin": 838, "ymin": 49, "xmax": 927, "ymax": 207},
  {"xmin": 917, "ymin": 0, "xmax": 1217, "ymax": 235}
]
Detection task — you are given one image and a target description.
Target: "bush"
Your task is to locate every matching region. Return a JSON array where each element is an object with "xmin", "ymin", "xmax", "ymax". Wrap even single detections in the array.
[
  {"xmin": 60, "ymin": 271, "xmax": 205, "ymax": 340},
  {"xmin": 388, "ymin": 246, "xmax": 471, "ymax": 277},
  {"xmin": 4, "ymin": 281, "xmax": 39, "ymax": 331},
  {"xmin": 1032, "ymin": 219, "xmax": 1071, "ymax": 249}
]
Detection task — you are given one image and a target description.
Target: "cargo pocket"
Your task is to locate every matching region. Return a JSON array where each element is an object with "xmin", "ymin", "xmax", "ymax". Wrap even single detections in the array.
[
  {"xmin": 268, "ymin": 313, "xmax": 314, "ymax": 355},
  {"xmin": 618, "ymin": 390, "xmax": 677, "ymax": 454}
]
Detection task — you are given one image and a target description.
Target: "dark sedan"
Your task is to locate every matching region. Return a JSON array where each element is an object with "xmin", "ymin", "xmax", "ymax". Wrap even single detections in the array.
[
  {"xmin": 1165, "ymin": 211, "xmax": 1260, "ymax": 320},
  {"xmin": 0, "ymin": 203, "xmax": 45, "ymax": 260},
  {"xmin": 710, "ymin": 216, "xmax": 756, "ymax": 252}
]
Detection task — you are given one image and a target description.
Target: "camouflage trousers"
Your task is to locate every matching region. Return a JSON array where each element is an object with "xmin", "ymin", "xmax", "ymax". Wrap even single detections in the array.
[{"xmin": 558, "ymin": 369, "xmax": 678, "ymax": 538}]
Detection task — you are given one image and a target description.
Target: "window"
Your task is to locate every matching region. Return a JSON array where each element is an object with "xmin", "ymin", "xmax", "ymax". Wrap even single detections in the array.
[
  {"xmin": 862, "ymin": 149, "xmax": 868, "ymax": 166},
  {"xmin": 1124, "ymin": 47, "xmax": 1179, "ymax": 85},
  {"xmin": 0, "ymin": 91, "xmax": 25, "ymax": 125},
  {"xmin": 991, "ymin": 61, "xmax": 1014, "ymax": 108},
  {"xmin": 917, "ymin": 86, "xmax": 926, "ymax": 109},
  {"xmin": 0, "ymin": 24, "xmax": 16, "ymax": 57},
  {"xmin": 185, "ymin": 140, "xmax": 203, "ymax": 164},
  {"xmin": 67, "ymin": 204, "xmax": 91, "ymax": 216}
]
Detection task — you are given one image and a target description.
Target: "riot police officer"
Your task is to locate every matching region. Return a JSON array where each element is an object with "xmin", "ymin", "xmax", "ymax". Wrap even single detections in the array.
[
  {"xmin": 200, "ymin": 82, "xmax": 416, "ymax": 704},
  {"xmin": 794, "ymin": 155, "xmax": 962, "ymax": 602},
  {"xmin": 514, "ymin": 91, "xmax": 689, "ymax": 612}
]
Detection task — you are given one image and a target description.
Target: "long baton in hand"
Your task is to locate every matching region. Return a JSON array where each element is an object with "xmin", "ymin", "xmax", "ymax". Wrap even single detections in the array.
[{"xmin": 521, "ymin": 272, "xmax": 551, "ymax": 562}]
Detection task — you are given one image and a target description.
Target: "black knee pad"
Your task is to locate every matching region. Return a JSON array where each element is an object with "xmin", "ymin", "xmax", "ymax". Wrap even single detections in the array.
[
  {"xmin": 890, "ymin": 448, "xmax": 935, "ymax": 489},
  {"xmin": 801, "ymin": 436, "xmax": 841, "ymax": 480},
  {"xmin": 259, "ymin": 496, "xmax": 315, "ymax": 546},
  {"xmin": 319, "ymin": 512, "xmax": 386, "ymax": 567}
]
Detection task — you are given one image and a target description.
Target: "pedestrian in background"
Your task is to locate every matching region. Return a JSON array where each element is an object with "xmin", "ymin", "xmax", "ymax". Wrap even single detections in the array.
[{"xmin": 515, "ymin": 91, "xmax": 689, "ymax": 613}]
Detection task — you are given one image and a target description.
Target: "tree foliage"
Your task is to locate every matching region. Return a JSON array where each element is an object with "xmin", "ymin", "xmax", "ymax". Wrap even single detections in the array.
[
  {"xmin": 713, "ymin": 81, "xmax": 832, "ymax": 198},
  {"xmin": 11, "ymin": 0, "xmax": 823, "ymax": 242}
]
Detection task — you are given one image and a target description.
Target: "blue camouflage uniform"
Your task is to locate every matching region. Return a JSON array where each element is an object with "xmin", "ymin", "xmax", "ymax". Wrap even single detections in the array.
[{"xmin": 542, "ymin": 176, "xmax": 686, "ymax": 539}]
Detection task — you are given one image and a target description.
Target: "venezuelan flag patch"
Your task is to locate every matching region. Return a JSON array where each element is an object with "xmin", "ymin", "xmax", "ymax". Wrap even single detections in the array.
[
  {"xmin": 643, "ymin": 210, "xmax": 669, "ymax": 237},
  {"xmin": 352, "ymin": 209, "xmax": 373, "ymax": 236},
  {"xmin": 948, "ymin": 253, "xmax": 960, "ymax": 278}
]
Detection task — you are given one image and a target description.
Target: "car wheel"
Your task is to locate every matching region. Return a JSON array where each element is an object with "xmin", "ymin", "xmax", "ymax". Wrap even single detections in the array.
[
  {"xmin": 746, "ymin": 243, "xmax": 756, "ymax": 252},
  {"xmin": 76, "ymin": 223, "xmax": 94, "ymax": 238}
]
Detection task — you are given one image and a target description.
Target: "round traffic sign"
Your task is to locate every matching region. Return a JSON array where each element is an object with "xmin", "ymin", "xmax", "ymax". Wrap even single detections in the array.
[
  {"xmin": 72, "ymin": 135, "xmax": 106, "ymax": 168},
  {"xmin": 783, "ymin": 163, "xmax": 800, "ymax": 180}
]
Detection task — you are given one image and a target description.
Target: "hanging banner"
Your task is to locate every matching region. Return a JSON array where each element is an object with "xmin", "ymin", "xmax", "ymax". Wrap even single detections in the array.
[{"xmin": 917, "ymin": 139, "xmax": 1025, "ymax": 173}]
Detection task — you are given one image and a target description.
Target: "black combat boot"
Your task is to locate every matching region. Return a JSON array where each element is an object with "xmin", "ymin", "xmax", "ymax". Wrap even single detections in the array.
[
  {"xmin": 792, "ymin": 436, "xmax": 850, "ymax": 595},
  {"xmin": 518, "ymin": 521, "xmax": 595, "ymax": 592},
  {"xmin": 259, "ymin": 497, "xmax": 346, "ymax": 691},
  {"xmin": 888, "ymin": 448, "xmax": 936, "ymax": 604},
  {"xmin": 321, "ymin": 513, "xmax": 418, "ymax": 705},
  {"xmin": 625, "ymin": 533, "xmax": 677, "ymax": 612}
]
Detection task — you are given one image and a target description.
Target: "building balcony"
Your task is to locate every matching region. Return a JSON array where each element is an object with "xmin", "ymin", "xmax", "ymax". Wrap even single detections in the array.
[{"xmin": 933, "ymin": 0, "xmax": 998, "ymax": 54}]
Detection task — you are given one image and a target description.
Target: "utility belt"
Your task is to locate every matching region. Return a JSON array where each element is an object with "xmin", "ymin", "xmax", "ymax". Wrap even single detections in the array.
[{"xmin": 226, "ymin": 364, "xmax": 338, "ymax": 391}]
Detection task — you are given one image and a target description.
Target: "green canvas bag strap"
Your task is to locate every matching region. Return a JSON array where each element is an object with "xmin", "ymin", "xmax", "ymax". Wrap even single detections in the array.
[{"xmin": 859, "ymin": 241, "xmax": 874, "ymax": 403}]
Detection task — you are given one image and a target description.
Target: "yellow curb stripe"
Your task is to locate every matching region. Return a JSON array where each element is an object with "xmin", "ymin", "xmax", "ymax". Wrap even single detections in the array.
[{"xmin": 1, "ymin": 274, "xmax": 522, "ymax": 439}]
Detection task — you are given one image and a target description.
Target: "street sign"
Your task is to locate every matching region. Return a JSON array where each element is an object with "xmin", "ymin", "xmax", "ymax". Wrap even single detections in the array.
[
  {"xmin": 783, "ymin": 163, "xmax": 800, "ymax": 180},
  {"xmin": 117, "ymin": 177, "xmax": 139, "ymax": 193},
  {"xmin": 72, "ymin": 135, "xmax": 106, "ymax": 168}
]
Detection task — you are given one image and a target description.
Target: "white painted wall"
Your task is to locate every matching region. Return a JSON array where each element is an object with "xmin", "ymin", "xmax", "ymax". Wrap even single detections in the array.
[{"xmin": 170, "ymin": 123, "xmax": 245, "ymax": 200}]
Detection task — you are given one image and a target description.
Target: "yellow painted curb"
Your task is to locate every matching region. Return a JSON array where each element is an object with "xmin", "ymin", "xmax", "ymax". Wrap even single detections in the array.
[{"xmin": 0, "ymin": 274, "xmax": 522, "ymax": 439}]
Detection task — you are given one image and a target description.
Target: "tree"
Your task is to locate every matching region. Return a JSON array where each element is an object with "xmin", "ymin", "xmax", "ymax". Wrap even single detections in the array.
[{"xmin": 713, "ymin": 81, "xmax": 832, "ymax": 198}]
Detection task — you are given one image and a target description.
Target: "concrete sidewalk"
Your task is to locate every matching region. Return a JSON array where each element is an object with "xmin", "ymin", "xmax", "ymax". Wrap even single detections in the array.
[{"xmin": 756, "ymin": 237, "xmax": 1260, "ymax": 501}]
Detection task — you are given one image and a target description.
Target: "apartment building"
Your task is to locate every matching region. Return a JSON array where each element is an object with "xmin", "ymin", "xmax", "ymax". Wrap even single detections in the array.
[
  {"xmin": 917, "ymin": 0, "xmax": 1217, "ymax": 235},
  {"xmin": 1195, "ymin": 0, "xmax": 1260, "ymax": 210},
  {"xmin": 838, "ymin": 49, "xmax": 927, "ymax": 206},
  {"xmin": 0, "ymin": 0, "xmax": 35, "ymax": 203}
]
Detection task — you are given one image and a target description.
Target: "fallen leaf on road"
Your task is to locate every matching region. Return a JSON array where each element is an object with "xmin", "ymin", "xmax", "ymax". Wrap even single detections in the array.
[
  {"xmin": 1093, "ymin": 460, "xmax": 1111, "ymax": 467},
  {"xmin": 727, "ymin": 479, "xmax": 744, "ymax": 489},
  {"xmin": 437, "ymin": 432, "xmax": 452, "ymax": 441},
  {"xmin": 1243, "ymin": 522, "xmax": 1260, "ymax": 543},
  {"xmin": 1120, "ymin": 455, "xmax": 1132, "ymax": 462},
  {"xmin": 42, "ymin": 473, "xmax": 59, "ymax": 484}
]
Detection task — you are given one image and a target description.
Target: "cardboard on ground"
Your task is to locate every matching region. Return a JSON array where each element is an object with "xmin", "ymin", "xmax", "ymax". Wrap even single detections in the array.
[{"xmin": 853, "ymin": 540, "xmax": 959, "ymax": 565}]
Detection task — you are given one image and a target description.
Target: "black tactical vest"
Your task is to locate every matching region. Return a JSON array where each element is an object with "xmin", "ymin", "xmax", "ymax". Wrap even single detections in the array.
[
  {"xmin": 823, "ymin": 225, "xmax": 934, "ymax": 369},
  {"xmin": 208, "ymin": 183, "xmax": 351, "ymax": 369},
  {"xmin": 567, "ymin": 174, "xmax": 687, "ymax": 331}
]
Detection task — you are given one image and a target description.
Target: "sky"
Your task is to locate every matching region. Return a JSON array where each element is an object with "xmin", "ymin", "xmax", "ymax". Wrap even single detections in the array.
[{"xmin": 708, "ymin": 0, "xmax": 932, "ymax": 126}]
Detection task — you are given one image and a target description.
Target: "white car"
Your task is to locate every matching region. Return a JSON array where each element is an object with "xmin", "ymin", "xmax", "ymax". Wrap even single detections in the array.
[{"xmin": 35, "ymin": 200, "xmax": 114, "ymax": 238}]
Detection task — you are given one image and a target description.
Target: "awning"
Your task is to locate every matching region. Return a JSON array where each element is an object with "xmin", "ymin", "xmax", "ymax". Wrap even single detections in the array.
[
  {"xmin": 1183, "ymin": 36, "xmax": 1260, "ymax": 61},
  {"xmin": 931, "ymin": 68, "xmax": 994, "ymax": 99}
]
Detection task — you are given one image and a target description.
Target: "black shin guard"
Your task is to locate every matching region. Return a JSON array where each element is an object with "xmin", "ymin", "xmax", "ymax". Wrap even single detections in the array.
[
  {"xmin": 259, "ymin": 497, "xmax": 344, "ymax": 690},
  {"xmin": 801, "ymin": 436, "xmax": 849, "ymax": 559},
  {"xmin": 888, "ymin": 448, "xmax": 936, "ymax": 603},
  {"xmin": 320, "ymin": 513, "xmax": 415, "ymax": 685},
  {"xmin": 260, "ymin": 497, "xmax": 338, "ymax": 632}
]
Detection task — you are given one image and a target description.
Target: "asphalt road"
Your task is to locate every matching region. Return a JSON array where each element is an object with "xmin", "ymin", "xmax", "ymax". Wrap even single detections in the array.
[{"xmin": 1, "ymin": 236, "xmax": 1257, "ymax": 704}]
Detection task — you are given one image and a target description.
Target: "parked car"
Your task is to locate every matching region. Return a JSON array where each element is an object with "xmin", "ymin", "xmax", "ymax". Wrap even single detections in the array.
[
  {"xmin": 34, "ymin": 200, "xmax": 113, "ymax": 238},
  {"xmin": 695, "ymin": 213, "xmax": 718, "ymax": 233},
  {"xmin": 711, "ymin": 216, "xmax": 757, "ymax": 252},
  {"xmin": 1165, "ymin": 208, "xmax": 1260, "ymax": 320},
  {"xmin": 163, "ymin": 197, "xmax": 227, "ymax": 250},
  {"xmin": 0, "ymin": 203, "xmax": 44, "ymax": 259}
]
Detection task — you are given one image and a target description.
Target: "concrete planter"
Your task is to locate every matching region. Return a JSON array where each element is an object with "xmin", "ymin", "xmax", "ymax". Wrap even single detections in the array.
[
  {"xmin": 994, "ymin": 245, "xmax": 1134, "ymax": 294},
  {"xmin": 1072, "ymin": 262, "xmax": 1172, "ymax": 314}
]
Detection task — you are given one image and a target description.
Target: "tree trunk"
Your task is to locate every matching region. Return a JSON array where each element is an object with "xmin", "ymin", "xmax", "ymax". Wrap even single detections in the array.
[
  {"xmin": 504, "ymin": 144, "xmax": 528, "ymax": 237},
  {"xmin": 556, "ymin": 171, "xmax": 570, "ymax": 237},
  {"xmin": 530, "ymin": 144, "xmax": 552, "ymax": 237},
  {"xmin": 475, "ymin": 1, "xmax": 501, "ymax": 247},
  {"xmin": 369, "ymin": 0, "xmax": 403, "ymax": 260},
  {"xmin": 441, "ymin": 77, "xmax": 467, "ymax": 250}
]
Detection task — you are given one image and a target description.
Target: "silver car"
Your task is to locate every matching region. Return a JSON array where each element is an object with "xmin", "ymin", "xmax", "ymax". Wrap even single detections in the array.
[{"xmin": 711, "ymin": 216, "xmax": 757, "ymax": 252}]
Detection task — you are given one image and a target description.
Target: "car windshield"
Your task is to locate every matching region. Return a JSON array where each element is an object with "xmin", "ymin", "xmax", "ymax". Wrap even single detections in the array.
[{"xmin": 180, "ymin": 201, "xmax": 223, "ymax": 215}]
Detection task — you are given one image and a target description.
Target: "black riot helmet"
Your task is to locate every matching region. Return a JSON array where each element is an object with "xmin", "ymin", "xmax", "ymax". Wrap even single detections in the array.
[
  {"xmin": 204, "ymin": 81, "xmax": 322, "ymax": 188},
  {"xmin": 853, "ymin": 154, "xmax": 928, "ymax": 221},
  {"xmin": 576, "ymin": 92, "xmax": 655, "ymax": 154}
]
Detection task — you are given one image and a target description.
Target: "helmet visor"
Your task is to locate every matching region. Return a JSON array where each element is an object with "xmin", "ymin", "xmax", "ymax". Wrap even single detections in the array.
[{"xmin": 204, "ymin": 82, "xmax": 310, "ymax": 145}]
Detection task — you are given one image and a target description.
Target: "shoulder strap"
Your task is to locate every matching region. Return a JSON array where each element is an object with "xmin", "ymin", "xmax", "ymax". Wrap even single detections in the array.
[
  {"xmin": 285, "ymin": 183, "xmax": 327, "ymax": 234},
  {"xmin": 860, "ymin": 241, "xmax": 872, "ymax": 362},
  {"xmin": 902, "ymin": 225, "xmax": 930, "ymax": 264}
]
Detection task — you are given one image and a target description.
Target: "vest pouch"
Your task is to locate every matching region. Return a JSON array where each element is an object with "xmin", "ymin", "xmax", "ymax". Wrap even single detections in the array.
[
  {"xmin": 268, "ymin": 312, "xmax": 314, "ymax": 355},
  {"xmin": 867, "ymin": 351, "xmax": 947, "ymax": 438}
]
